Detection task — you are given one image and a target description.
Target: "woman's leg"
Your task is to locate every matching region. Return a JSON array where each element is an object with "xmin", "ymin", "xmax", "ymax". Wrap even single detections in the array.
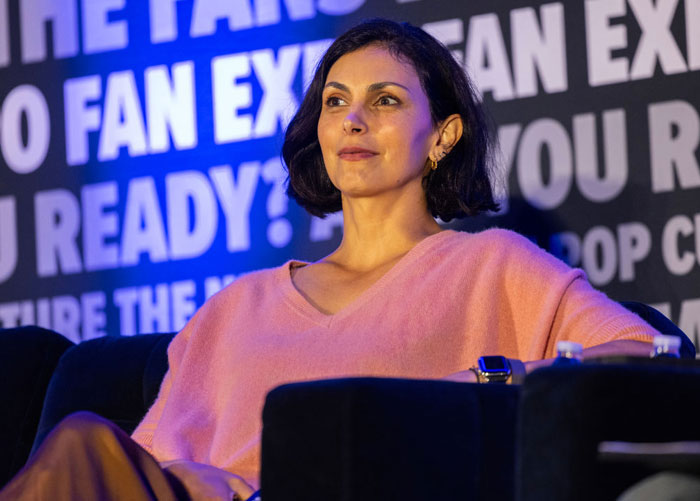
[{"xmin": 0, "ymin": 411, "xmax": 187, "ymax": 501}]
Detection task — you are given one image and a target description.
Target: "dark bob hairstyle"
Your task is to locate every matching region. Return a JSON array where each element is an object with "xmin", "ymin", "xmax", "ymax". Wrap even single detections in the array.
[{"xmin": 282, "ymin": 18, "xmax": 499, "ymax": 221}]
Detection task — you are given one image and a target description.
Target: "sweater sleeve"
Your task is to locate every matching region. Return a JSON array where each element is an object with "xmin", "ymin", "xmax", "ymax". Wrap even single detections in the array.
[
  {"xmin": 131, "ymin": 309, "xmax": 199, "ymax": 454},
  {"xmin": 545, "ymin": 275, "xmax": 659, "ymax": 358},
  {"xmin": 484, "ymin": 229, "xmax": 659, "ymax": 360},
  {"xmin": 131, "ymin": 370, "xmax": 171, "ymax": 454}
]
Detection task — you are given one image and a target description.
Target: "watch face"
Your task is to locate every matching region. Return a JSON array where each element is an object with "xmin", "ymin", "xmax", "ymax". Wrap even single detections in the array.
[{"xmin": 479, "ymin": 356, "xmax": 509, "ymax": 372}]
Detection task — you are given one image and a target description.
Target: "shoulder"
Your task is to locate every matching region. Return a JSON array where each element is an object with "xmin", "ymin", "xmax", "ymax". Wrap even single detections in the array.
[
  {"xmin": 468, "ymin": 227, "xmax": 540, "ymax": 251},
  {"xmin": 439, "ymin": 227, "xmax": 535, "ymax": 248},
  {"xmin": 204, "ymin": 263, "xmax": 290, "ymax": 309},
  {"xmin": 440, "ymin": 227, "xmax": 547, "ymax": 256},
  {"xmin": 167, "ymin": 263, "xmax": 291, "ymax": 350},
  {"xmin": 440, "ymin": 227, "xmax": 579, "ymax": 277}
]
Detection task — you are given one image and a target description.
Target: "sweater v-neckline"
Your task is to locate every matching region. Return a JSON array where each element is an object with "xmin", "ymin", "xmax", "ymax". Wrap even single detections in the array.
[{"xmin": 279, "ymin": 230, "xmax": 455, "ymax": 327}]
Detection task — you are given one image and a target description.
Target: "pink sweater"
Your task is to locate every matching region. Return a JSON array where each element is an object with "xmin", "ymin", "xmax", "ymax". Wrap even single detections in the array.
[{"xmin": 131, "ymin": 229, "xmax": 657, "ymax": 487}]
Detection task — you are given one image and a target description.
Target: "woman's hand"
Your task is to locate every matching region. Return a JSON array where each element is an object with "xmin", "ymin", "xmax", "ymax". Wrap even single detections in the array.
[
  {"xmin": 442, "ymin": 369, "xmax": 478, "ymax": 383},
  {"xmin": 160, "ymin": 459, "xmax": 255, "ymax": 501}
]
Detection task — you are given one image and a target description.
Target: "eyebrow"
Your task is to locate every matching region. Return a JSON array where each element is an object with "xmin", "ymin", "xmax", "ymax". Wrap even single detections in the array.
[{"xmin": 323, "ymin": 81, "xmax": 411, "ymax": 93}]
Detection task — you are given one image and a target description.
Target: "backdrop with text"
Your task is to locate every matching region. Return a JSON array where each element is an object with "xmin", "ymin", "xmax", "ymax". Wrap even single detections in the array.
[{"xmin": 0, "ymin": 0, "xmax": 698, "ymax": 345}]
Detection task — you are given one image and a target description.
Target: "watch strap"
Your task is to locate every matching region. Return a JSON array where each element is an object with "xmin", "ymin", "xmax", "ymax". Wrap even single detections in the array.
[{"xmin": 508, "ymin": 358, "xmax": 526, "ymax": 385}]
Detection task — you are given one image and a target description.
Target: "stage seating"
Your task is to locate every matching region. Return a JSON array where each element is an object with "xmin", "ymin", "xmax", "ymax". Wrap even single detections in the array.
[
  {"xmin": 0, "ymin": 303, "xmax": 696, "ymax": 499},
  {"xmin": 0, "ymin": 326, "xmax": 73, "ymax": 487}
]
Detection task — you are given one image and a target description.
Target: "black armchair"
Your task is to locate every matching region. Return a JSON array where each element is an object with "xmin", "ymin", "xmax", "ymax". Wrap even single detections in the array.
[
  {"xmin": 0, "ymin": 327, "xmax": 73, "ymax": 487},
  {"xmin": 0, "ymin": 300, "xmax": 695, "ymax": 498}
]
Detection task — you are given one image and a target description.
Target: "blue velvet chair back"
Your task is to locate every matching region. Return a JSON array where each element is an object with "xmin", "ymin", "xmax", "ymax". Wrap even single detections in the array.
[
  {"xmin": 30, "ymin": 332, "xmax": 175, "ymax": 455},
  {"xmin": 0, "ymin": 327, "xmax": 73, "ymax": 487},
  {"xmin": 621, "ymin": 301, "xmax": 695, "ymax": 358}
]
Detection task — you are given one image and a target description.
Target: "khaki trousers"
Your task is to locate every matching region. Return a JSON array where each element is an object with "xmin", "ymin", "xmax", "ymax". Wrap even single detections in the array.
[{"xmin": 0, "ymin": 411, "xmax": 187, "ymax": 501}]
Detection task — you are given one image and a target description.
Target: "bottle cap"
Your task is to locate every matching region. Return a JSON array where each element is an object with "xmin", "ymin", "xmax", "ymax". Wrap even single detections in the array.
[
  {"xmin": 652, "ymin": 335, "xmax": 681, "ymax": 349},
  {"xmin": 557, "ymin": 341, "xmax": 583, "ymax": 354}
]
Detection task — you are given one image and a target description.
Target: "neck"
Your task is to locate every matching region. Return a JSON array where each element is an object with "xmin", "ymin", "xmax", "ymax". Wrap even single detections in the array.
[{"xmin": 326, "ymin": 187, "xmax": 443, "ymax": 272}]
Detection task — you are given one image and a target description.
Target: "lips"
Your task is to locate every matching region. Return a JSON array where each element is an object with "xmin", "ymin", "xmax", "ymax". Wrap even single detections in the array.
[{"xmin": 338, "ymin": 147, "xmax": 379, "ymax": 161}]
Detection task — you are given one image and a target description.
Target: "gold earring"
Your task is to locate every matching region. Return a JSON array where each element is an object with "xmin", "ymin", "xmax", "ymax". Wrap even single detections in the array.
[{"xmin": 429, "ymin": 158, "xmax": 438, "ymax": 170}]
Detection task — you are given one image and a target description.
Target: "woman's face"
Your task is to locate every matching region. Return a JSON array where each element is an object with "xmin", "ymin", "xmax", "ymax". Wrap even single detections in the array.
[{"xmin": 317, "ymin": 45, "xmax": 438, "ymax": 200}]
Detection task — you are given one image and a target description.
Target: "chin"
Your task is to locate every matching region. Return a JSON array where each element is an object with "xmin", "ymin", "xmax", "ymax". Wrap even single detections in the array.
[{"xmin": 330, "ymin": 168, "xmax": 378, "ymax": 189}]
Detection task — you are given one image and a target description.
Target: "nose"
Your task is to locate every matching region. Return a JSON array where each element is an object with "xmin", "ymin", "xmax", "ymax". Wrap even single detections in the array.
[{"xmin": 342, "ymin": 110, "xmax": 366, "ymax": 135}]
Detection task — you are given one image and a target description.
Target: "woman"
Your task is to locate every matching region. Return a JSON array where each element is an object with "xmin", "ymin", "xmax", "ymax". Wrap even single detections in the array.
[{"xmin": 0, "ymin": 18, "xmax": 658, "ymax": 501}]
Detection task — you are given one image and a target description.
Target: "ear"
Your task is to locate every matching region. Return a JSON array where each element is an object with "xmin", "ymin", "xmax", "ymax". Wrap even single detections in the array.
[{"xmin": 429, "ymin": 114, "xmax": 463, "ymax": 161}]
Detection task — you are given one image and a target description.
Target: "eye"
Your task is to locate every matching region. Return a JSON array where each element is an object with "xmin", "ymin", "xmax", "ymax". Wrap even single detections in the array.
[
  {"xmin": 375, "ymin": 94, "xmax": 399, "ymax": 106},
  {"xmin": 324, "ymin": 96, "xmax": 347, "ymax": 107}
]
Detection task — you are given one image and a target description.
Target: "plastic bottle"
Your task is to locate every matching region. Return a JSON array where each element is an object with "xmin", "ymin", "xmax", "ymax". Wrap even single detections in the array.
[
  {"xmin": 552, "ymin": 340, "xmax": 583, "ymax": 366},
  {"xmin": 651, "ymin": 335, "xmax": 681, "ymax": 359}
]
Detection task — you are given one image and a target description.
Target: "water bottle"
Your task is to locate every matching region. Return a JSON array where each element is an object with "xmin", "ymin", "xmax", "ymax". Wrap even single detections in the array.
[
  {"xmin": 552, "ymin": 340, "xmax": 583, "ymax": 366},
  {"xmin": 651, "ymin": 335, "xmax": 681, "ymax": 359}
]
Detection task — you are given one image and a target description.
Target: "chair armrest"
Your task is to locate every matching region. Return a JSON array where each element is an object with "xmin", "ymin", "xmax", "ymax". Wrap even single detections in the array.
[
  {"xmin": 517, "ymin": 363, "xmax": 700, "ymax": 500},
  {"xmin": 261, "ymin": 377, "xmax": 519, "ymax": 501}
]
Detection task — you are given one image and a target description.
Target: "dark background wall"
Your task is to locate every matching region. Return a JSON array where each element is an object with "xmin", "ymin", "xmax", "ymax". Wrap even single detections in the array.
[{"xmin": 0, "ymin": 0, "xmax": 698, "ymax": 345}]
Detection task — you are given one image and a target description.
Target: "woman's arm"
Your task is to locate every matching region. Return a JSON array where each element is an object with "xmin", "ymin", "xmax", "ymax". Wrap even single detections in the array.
[
  {"xmin": 444, "ymin": 339, "xmax": 654, "ymax": 383},
  {"xmin": 523, "ymin": 339, "xmax": 653, "ymax": 372},
  {"xmin": 132, "ymin": 308, "xmax": 202, "ymax": 450}
]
